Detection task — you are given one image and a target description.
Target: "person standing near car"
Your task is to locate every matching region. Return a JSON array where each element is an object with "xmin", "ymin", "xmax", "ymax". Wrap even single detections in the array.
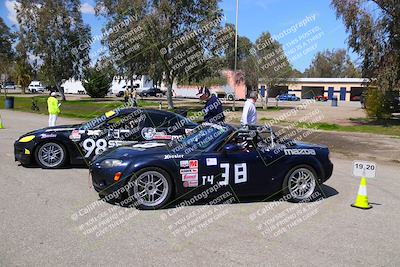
[
  {"xmin": 131, "ymin": 88, "xmax": 138, "ymax": 107},
  {"xmin": 241, "ymin": 91, "xmax": 258, "ymax": 126},
  {"xmin": 47, "ymin": 92, "xmax": 60, "ymax": 127},
  {"xmin": 123, "ymin": 87, "xmax": 130, "ymax": 104},
  {"xmin": 199, "ymin": 87, "xmax": 225, "ymax": 123}
]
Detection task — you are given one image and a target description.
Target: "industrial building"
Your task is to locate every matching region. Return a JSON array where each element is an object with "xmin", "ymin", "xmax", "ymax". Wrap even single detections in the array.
[{"xmin": 258, "ymin": 78, "xmax": 370, "ymax": 101}]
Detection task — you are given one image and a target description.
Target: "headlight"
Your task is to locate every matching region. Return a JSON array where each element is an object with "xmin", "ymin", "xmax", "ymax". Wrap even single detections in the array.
[
  {"xmin": 19, "ymin": 135, "xmax": 35, "ymax": 143},
  {"xmin": 100, "ymin": 159, "xmax": 124, "ymax": 168}
]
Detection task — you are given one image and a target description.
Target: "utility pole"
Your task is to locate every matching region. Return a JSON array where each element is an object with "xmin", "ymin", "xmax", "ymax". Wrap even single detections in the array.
[{"xmin": 233, "ymin": 0, "xmax": 239, "ymax": 112}]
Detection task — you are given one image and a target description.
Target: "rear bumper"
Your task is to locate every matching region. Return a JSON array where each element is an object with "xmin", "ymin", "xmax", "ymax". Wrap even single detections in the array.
[{"xmin": 323, "ymin": 160, "xmax": 334, "ymax": 183}]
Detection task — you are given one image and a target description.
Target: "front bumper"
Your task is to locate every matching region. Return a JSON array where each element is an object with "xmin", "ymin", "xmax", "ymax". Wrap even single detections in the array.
[
  {"xmin": 14, "ymin": 141, "xmax": 35, "ymax": 165},
  {"xmin": 90, "ymin": 165, "xmax": 129, "ymax": 197}
]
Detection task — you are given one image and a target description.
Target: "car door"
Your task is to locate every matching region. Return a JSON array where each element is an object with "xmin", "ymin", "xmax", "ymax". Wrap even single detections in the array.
[
  {"xmin": 79, "ymin": 112, "xmax": 145, "ymax": 159},
  {"xmin": 216, "ymin": 132, "xmax": 282, "ymax": 197}
]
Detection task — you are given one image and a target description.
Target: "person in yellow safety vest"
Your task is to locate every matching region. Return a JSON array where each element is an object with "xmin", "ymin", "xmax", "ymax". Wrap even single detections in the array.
[{"xmin": 47, "ymin": 92, "xmax": 60, "ymax": 127}]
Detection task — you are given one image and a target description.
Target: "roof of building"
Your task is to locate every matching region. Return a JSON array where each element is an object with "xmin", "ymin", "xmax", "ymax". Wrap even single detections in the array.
[{"xmin": 259, "ymin": 78, "xmax": 370, "ymax": 84}]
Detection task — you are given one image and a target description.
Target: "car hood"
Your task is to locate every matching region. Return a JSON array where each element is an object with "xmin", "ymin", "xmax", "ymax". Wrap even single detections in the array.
[
  {"xmin": 22, "ymin": 124, "xmax": 82, "ymax": 136},
  {"xmin": 92, "ymin": 142, "xmax": 174, "ymax": 163}
]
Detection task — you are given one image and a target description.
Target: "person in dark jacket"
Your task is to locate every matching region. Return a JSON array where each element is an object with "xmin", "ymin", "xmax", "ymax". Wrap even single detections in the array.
[{"xmin": 198, "ymin": 87, "xmax": 225, "ymax": 123}]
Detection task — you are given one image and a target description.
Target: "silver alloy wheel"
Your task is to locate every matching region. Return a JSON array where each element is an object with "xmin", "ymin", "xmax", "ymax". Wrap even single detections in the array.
[
  {"xmin": 133, "ymin": 171, "xmax": 169, "ymax": 207},
  {"xmin": 38, "ymin": 142, "xmax": 64, "ymax": 168},
  {"xmin": 288, "ymin": 168, "xmax": 316, "ymax": 200}
]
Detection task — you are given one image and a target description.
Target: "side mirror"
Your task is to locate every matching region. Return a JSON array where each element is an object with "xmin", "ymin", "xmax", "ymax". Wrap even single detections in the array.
[{"xmin": 223, "ymin": 143, "xmax": 240, "ymax": 153}]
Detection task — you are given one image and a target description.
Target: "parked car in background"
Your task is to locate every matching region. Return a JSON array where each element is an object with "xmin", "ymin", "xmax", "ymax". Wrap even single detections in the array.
[
  {"xmin": 276, "ymin": 93, "xmax": 300, "ymax": 101},
  {"xmin": 28, "ymin": 81, "xmax": 46, "ymax": 93},
  {"xmin": 2, "ymin": 81, "xmax": 16, "ymax": 90},
  {"xmin": 140, "ymin": 88, "xmax": 165, "ymax": 97},
  {"xmin": 350, "ymin": 95, "xmax": 361, "ymax": 101},
  {"xmin": 314, "ymin": 95, "xmax": 328, "ymax": 101}
]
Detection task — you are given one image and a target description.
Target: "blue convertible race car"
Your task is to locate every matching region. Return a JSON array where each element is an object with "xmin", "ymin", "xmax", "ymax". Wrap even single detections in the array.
[{"xmin": 90, "ymin": 123, "xmax": 333, "ymax": 209}]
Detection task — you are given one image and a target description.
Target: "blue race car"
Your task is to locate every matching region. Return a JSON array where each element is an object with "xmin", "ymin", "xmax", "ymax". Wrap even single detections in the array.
[
  {"xmin": 90, "ymin": 124, "xmax": 333, "ymax": 209},
  {"xmin": 276, "ymin": 93, "xmax": 300, "ymax": 101}
]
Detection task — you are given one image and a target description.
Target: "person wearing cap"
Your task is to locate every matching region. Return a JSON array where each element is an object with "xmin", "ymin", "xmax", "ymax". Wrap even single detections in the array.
[
  {"xmin": 47, "ymin": 91, "xmax": 61, "ymax": 127},
  {"xmin": 241, "ymin": 91, "xmax": 258, "ymax": 126},
  {"xmin": 199, "ymin": 87, "xmax": 225, "ymax": 123}
]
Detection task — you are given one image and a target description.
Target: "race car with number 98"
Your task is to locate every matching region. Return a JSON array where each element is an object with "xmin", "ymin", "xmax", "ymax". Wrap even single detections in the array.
[
  {"xmin": 89, "ymin": 123, "xmax": 333, "ymax": 210},
  {"xmin": 14, "ymin": 108, "xmax": 197, "ymax": 169}
]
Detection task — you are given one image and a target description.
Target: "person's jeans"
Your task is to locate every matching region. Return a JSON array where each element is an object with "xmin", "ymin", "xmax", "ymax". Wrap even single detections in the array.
[{"xmin": 48, "ymin": 114, "xmax": 57, "ymax": 127}]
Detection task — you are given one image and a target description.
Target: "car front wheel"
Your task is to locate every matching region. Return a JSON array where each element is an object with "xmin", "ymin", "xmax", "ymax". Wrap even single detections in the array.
[
  {"xmin": 127, "ymin": 168, "xmax": 173, "ymax": 210},
  {"xmin": 35, "ymin": 142, "xmax": 67, "ymax": 168},
  {"xmin": 283, "ymin": 165, "xmax": 317, "ymax": 202}
]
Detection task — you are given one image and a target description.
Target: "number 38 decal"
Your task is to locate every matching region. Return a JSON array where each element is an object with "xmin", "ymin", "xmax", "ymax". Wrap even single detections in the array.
[
  {"xmin": 82, "ymin": 138, "xmax": 108, "ymax": 157},
  {"xmin": 202, "ymin": 163, "xmax": 247, "ymax": 186}
]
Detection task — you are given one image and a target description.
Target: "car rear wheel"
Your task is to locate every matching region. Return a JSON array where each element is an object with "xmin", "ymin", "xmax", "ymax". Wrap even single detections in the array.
[
  {"xmin": 283, "ymin": 165, "xmax": 317, "ymax": 202},
  {"xmin": 35, "ymin": 142, "xmax": 67, "ymax": 169},
  {"xmin": 128, "ymin": 168, "xmax": 173, "ymax": 210}
]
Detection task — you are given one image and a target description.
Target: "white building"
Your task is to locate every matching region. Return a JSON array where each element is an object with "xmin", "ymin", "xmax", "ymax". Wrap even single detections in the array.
[
  {"xmin": 110, "ymin": 75, "xmax": 154, "ymax": 95},
  {"xmin": 61, "ymin": 79, "xmax": 86, "ymax": 94},
  {"xmin": 61, "ymin": 75, "xmax": 155, "ymax": 95}
]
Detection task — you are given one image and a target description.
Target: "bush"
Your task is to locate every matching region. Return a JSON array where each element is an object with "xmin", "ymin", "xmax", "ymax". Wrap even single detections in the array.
[
  {"xmin": 365, "ymin": 88, "xmax": 393, "ymax": 119},
  {"xmin": 82, "ymin": 67, "xmax": 113, "ymax": 98}
]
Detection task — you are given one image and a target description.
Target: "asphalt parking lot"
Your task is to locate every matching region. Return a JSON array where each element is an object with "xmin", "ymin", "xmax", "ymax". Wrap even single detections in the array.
[{"xmin": 1, "ymin": 110, "xmax": 399, "ymax": 266}]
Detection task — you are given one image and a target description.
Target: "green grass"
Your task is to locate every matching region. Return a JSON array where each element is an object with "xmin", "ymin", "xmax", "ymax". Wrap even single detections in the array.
[
  {"xmin": 0, "ymin": 96, "xmax": 159, "ymax": 120},
  {"xmin": 297, "ymin": 122, "xmax": 400, "ymax": 137},
  {"xmin": 2, "ymin": 96, "xmax": 399, "ymax": 136},
  {"xmin": 256, "ymin": 106, "xmax": 282, "ymax": 111}
]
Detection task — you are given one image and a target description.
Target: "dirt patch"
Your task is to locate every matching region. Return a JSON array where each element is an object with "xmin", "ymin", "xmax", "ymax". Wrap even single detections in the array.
[{"xmin": 281, "ymin": 127, "xmax": 400, "ymax": 164}]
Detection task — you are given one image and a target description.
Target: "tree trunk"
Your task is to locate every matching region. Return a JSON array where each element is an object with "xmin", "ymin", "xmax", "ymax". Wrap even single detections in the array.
[
  {"xmin": 56, "ymin": 81, "xmax": 66, "ymax": 101},
  {"xmin": 167, "ymin": 82, "xmax": 174, "ymax": 110},
  {"xmin": 166, "ymin": 76, "xmax": 174, "ymax": 110},
  {"xmin": 263, "ymin": 86, "xmax": 269, "ymax": 110}
]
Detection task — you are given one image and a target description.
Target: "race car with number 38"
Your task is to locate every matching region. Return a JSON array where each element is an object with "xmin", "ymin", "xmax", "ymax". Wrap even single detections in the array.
[
  {"xmin": 89, "ymin": 123, "xmax": 333, "ymax": 210},
  {"xmin": 14, "ymin": 108, "xmax": 197, "ymax": 168}
]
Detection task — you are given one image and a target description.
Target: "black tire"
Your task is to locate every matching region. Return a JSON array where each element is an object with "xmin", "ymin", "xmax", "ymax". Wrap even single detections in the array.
[
  {"xmin": 282, "ymin": 165, "xmax": 317, "ymax": 203},
  {"xmin": 34, "ymin": 142, "xmax": 67, "ymax": 169},
  {"xmin": 127, "ymin": 167, "xmax": 173, "ymax": 210}
]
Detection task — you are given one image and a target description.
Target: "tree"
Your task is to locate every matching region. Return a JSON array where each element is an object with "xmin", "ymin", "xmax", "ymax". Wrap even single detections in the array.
[
  {"xmin": 96, "ymin": 0, "xmax": 223, "ymax": 109},
  {"xmin": 254, "ymin": 32, "xmax": 292, "ymax": 109},
  {"xmin": 332, "ymin": 0, "xmax": 400, "ymax": 117},
  {"xmin": 13, "ymin": 59, "xmax": 33, "ymax": 94},
  {"xmin": 0, "ymin": 17, "xmax": 15, "ymax": 87},
  {"xmin": 83, "ymin": 64, "xmax": 113, "ymax": 98},
  {"xmin": 304, "ymin": 49, "xmax": 360, "ymax": 78},
  {"xmin": 290, "ymin": 69, "xmax": 303, "ymax": 78},
  {"xmin": 16, "ymin": 0, "xmax": 91, "ymax": 100}
]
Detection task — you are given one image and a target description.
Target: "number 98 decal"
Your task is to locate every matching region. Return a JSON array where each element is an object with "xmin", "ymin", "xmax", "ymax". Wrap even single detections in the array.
[{"xmin": 82, "ymin": 138, "xmax": 108, "ymax": 157}]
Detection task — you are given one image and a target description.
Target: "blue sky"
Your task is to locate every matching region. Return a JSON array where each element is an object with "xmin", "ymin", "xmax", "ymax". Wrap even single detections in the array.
[{"xmin": 1, "ymin": 0, "xmax": 357, "ymax": 72}]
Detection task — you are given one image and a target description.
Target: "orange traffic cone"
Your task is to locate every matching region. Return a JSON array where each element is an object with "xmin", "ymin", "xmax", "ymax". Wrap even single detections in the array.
[{"xmin": 351, "ymin": 177, "xmax": 372, "ymax": 209}]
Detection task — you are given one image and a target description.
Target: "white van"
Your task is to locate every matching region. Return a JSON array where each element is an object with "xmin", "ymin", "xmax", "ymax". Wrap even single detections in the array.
[{"xmin": 28, "ymin": 81, "xmax": 46, "ymax": 93}]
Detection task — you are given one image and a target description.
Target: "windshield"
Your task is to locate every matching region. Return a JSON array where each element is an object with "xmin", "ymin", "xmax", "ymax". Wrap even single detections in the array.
[
  {"xmin": 170, "ymin": 124, "xmax": 229, "ymax": 151},
  {"xmin": 80, "ymin": 110, "xmax": 119, "ymax": 130}
]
